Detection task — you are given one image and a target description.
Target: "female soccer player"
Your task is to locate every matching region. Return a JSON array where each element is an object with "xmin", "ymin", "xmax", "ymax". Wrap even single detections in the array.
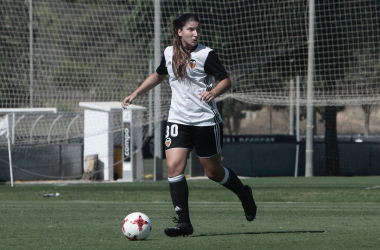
[{"xmin": 121, "ymin": 13, "xmax": 256, "ymax": 237}]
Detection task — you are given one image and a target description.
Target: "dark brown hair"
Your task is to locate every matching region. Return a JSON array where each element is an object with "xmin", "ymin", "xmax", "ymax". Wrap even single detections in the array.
[{"xmin": 171, "ymin": 13, "xmax": 200, "ymax": 79}]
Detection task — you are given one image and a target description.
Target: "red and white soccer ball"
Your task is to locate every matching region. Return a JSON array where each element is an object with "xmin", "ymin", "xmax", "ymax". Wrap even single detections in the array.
[{"xmin": 122, "ymin": 212, "xmax": 152, "ymax": 241}]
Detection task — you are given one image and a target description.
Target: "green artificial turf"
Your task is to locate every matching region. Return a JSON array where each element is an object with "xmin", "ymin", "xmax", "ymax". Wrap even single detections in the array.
[{"xmin": 1, "ymin": 176, "xmax": 380, "ymax": 249}]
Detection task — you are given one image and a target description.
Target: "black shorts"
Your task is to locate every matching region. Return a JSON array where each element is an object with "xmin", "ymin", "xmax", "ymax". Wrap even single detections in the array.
[{"xmin": 165, "ymin": 122, "xmax": 223, "ymax": 158}]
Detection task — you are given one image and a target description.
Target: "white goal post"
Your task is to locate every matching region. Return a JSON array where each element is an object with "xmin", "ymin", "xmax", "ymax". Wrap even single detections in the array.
[{"xmin": 0, "ymin": 115, "xmax": 13, "ymax": 186}]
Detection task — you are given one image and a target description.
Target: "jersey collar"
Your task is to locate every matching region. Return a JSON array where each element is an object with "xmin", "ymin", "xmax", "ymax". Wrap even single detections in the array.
[{"xmin": 190, "ymin": 43, "xmax": 199, "ymax": 52}]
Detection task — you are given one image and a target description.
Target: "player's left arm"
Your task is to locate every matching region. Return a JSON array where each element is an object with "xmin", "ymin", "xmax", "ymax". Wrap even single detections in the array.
[
  {"xmin": 200, "ymin": 77, "xmax": 231, "ymax": 102},
  {"xmin": 200, "ymin": 51, "xmax": 231, "ymax": 102}
]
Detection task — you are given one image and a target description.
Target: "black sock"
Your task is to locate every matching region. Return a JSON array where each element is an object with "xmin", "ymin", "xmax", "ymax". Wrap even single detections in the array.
[
  {"xmin": 168, "ymin": 174, "xmax": 190, "ymax": 223},
  {"xmin": 220, "ymin": 167, "xmax": 248, "ymax": 197}
]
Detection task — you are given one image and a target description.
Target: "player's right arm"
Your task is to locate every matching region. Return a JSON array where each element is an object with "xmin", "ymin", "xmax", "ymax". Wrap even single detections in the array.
[{"xmin": 121, "ymin": 72, "xmax": 166, "ymax": 109}]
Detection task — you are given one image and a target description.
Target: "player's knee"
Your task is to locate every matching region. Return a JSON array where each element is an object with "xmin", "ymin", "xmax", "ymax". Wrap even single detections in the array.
[
  {"xmin": 166, "ymin": 159, "xmax": 175, "ymax": 170},
  {"xmin": 166, "ymin": 163, "xmax": 179, "ymax": 177},
  {"xmin": 205, "ymin": 168, "xmax": 223, "ymax": 182},
  {"xmin": 166, "ymin": 160, "xmax": 185, "ymax": 177}
]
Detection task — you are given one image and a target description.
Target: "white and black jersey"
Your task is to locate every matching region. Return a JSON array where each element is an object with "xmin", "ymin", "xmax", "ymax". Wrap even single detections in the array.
[{"xmin": 156, "ymin": 43, "xmax": 228, "ymax": 126}]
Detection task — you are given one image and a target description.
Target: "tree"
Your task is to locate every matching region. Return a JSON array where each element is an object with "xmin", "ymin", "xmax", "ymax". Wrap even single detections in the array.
[
  {"xmin": 315, "ymin": 0, "xmax": 379, "ymax": 175},
  {"xmin": 32, "ymin": 1, "xmax": 136, "ymax": 110},
  {"xmin": 0, "ymin": 1, "xmax": 30, "ymax": 108},
  {"xmin": 222, "ymin": 98, "xmax": 261, "ymax": 135},
  {"xmin": 345, "ymin": 47, "xmax": 380, "ymax": 136}
]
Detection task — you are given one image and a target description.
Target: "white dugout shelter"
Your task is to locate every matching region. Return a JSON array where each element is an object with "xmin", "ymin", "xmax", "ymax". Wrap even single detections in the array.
[{"xmin": 79, "ymin": 102, "xmax": 146, "ymax": 181}]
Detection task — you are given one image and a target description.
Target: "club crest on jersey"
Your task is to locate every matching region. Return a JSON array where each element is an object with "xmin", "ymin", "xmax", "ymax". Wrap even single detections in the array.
[
  {"xmin": 165, "ymin": 138, "xmax": 172, "ymax": 147},
  {"xmin": 189, "ymin": 59, "xmax": 196, "ymax": 69}
]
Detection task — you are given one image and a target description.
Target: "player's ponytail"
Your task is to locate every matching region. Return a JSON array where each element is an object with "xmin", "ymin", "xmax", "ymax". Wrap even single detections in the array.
[{"xmin": 172, "ymin": 13, "xmax": 199, "ymax": 79}]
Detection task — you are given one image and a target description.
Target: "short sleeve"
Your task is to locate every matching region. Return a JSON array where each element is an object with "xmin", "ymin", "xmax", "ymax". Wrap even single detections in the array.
[
  {"xmin": 156, "ymin": 55, "xmax": 168, "ymax": 75},
  {"xmin": 204, "ymin": 51, "xmax": 229, "ymax": 81}
]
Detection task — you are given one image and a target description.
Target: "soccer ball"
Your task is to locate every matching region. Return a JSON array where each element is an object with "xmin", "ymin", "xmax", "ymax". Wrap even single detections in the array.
[{"xmin": 122, "ymin": 212, "xmax": 152, "ymax": 241}]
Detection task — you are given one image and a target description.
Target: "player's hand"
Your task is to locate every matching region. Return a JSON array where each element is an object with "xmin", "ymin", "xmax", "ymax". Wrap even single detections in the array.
[
  {"xmin": 200, "ymin": 91, "xmax": 216, "ymax": 102},
  {"xmin": 121, "ymin": 94, "xmax": 136, "ymax": 109}
]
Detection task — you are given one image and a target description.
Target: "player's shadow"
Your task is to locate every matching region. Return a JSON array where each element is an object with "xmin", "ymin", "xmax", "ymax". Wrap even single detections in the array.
[{"xmin": 193, "ymin": 230, "xmax": 326, "ymax": 237}]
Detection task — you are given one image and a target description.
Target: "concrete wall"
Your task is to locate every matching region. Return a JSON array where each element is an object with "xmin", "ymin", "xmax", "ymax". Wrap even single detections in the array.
[
  {"xmin": 2, "ymin": 139, "xmax": 380, "ymax": 181},
  {"xmin": 0, "ymin": 144, "xmax": 83, "ymax": 181},
  {"xmin": 191, "ymin": 138, "xmax": 380, "ymax": 177}
]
